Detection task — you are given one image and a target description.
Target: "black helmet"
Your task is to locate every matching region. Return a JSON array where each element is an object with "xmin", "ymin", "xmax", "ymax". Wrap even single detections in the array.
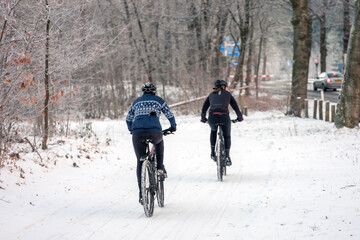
[
  {"xmin": 214, "ymin": 79, "xmax": 228, "ymax": 89},
  {"xmin": 141, "ymin": 82, "xmax": 156, "ymax": 94}
]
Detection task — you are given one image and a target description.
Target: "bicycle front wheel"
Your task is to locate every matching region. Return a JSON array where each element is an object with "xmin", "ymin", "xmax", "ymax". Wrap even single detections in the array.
[
  {"xmin": 157, "ymin": 178, "xmax": 165, "ymax": 207},
  {"xmin": 141, "ymin": 160, "xmax": 154, "ymax": 217}
]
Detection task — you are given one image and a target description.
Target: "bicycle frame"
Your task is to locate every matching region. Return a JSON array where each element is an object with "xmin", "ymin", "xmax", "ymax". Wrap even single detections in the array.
[
  {"xmin": 142, "ymin": 140, "xmax": 156, "ymax": 165},
  {"xmin": 142, "ymin": 140, "xmax": 158, "ymax": 186}
]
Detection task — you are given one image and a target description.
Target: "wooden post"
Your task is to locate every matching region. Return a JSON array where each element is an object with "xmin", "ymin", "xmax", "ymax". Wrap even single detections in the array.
[
  {"xmin": 319, "ymin": 100, "xmax": 323, "ymax": 120},
  {"xmin": 325, "ymin": 101, "xmax": 330, "ymax": 122},
  {"xmin": 313, "ymin": 99, "xmax": 317, "ymax": 119},
  {"xmin": 244, "ymin": 106, "xmax": 248, "ymax": 116},
  {"xmin": 304, "ymin": 99, "xmax": 309, "ymax": 118},
  {"xmin": 331, "ymin": 105, "xmax": 336, "ymax": 122}
]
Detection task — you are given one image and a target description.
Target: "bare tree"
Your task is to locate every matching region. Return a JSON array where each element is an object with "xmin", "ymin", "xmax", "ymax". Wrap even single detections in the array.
[
  {"xmin": 211, "ymin": 3, "xmax": 229, "ymax": 78},
  {"xmin": 335, "ymin": 0, "xmax": 360, "ymax": 128},
  {"xmin": 287, "ymin": 0, "xmax": 311, "ymax": 116},
  {"xmin": 42, "ymin": 0, "xmax": 51, "ymax": 150},
  {"xmin": 343, "ymin": 0, "xmax": 351, "ymax": 57},
  {"xmin": 319, "ymin": 0, "xmax": 328, "ymax": 72},
  {"xmin": 254, "ymin": 12, "xmax": 269, "ymax": 99},
  {"xmin": 244, "ymin": 2, "xmax": 254, "ymax": 96},
  {"xmin": 229, "ymin": 0, "xmax": 250, "ymax": 91}
]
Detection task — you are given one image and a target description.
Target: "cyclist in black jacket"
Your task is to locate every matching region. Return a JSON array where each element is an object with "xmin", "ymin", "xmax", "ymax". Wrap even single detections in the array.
[{"xmin": 201, "ymin": 80, "xmax": 243, "ymax": 166}]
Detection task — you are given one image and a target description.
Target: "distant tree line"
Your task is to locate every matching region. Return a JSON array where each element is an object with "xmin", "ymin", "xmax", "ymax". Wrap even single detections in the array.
[{"xmin": 0, "ymin": 0, "xmax": 358, "ymax": 155}]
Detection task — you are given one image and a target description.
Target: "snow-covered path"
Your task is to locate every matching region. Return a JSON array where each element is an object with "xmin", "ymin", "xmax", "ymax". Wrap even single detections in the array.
[{"xmin": 1, "ymin": 112, "xmax": 360, "ymax": 240}]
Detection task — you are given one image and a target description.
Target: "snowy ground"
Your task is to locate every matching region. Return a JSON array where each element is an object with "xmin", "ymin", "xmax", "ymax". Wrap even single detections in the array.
[{"xmin": 1, "ymin": 111, "xmax": 360, "ymax": 240}]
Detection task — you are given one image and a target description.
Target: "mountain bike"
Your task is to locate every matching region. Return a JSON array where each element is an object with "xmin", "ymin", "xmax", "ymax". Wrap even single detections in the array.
[
  {"xmin": 140, "ymin": 128, "xmax": 173, "ymax": 217},
  {"xmin": 215, "ymin": 119, "xmax": 240, "ymax": 181}
]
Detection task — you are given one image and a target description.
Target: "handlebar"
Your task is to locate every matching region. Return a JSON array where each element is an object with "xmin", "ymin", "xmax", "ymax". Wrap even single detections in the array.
[
  {"xmin": 162, "ymin": 127, "xmax": 175, "ymax": 136},
  {"xmin": 202, "ymin": 118, "xmax": 243, "ymax": 124}
]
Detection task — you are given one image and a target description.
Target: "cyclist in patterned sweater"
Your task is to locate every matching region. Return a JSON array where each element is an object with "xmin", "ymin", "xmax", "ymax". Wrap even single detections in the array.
[
  {"xmin": 126, "ymin": 82, "xmax": 176, "ymax": 203},
  {"xmin": 201, "ymin": 80, "xmax": 243, "ymax": 166}
]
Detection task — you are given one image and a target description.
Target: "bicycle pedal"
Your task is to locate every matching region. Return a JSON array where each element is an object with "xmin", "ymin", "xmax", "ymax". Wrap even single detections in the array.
[
  {"xmin": 158, "ymin": 173, "xmax": 167, "ymax": 179},
  {"xmin": 158, "ymin": 170, "xmax": 167, "ymax": 179}
]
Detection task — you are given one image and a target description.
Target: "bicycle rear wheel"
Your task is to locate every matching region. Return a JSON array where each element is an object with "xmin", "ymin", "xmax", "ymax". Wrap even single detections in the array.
[
  {"xmin": 221, "ymin": 139, "xmax": 226, "ymax": 176},
  {"xmin": 217, "ymin": 155, "xmax": 223, "ymax": 181},
  {"xmin": 216, "ymin": 128, "xmax": 223, "ymax": 181},
  {"xmin": 157, "ymin": 178, "xmax": 164, "ymax": 207},
  {"xmin": 141, "ymin": 160, "xmax": 154, "ymax": 217}
]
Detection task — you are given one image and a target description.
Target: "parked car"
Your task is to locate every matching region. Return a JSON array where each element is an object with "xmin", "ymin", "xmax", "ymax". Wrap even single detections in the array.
[{"xmin": 313, "ymin": 72, "xmax": 344, "ymax": 91}]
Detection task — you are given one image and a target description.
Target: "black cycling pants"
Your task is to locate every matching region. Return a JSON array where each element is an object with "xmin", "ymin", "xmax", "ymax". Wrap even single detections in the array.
[
  {"xmin": 132, "ymin": 132, "xmax": 164, "ymax": 193},
  {"xmin": 208, "ymin": 114, "xmax": 231, "ymax": 150}
]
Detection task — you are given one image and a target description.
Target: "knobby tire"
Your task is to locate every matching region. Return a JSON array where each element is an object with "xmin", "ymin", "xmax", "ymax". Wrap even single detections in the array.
[
  {"xmin": 216, "ymin": 126, "xmax": 224, "ymax": 181},
  {"xmin": 215, "ymin": 125, "xmax": 228, "ymax": 181},
  {"xmin": 157, "ymin": 178, "xmax": 164, "ymax": 207},
  {"xmin": 221, "ymin": 139, "xmax": 227, "ymax": 177},
  {"xmin": 141, "ymin": 160, "xmax": 154, "ymax": 217},
  {"xmin": 217, "ymin": 154, "xmax": 223, "ymax": 181}
]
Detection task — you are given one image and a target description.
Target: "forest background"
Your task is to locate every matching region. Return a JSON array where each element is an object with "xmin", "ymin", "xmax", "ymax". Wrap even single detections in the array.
[{"xmin": 0, "ymin": 0, "xmax": 359, "ymax": 159}]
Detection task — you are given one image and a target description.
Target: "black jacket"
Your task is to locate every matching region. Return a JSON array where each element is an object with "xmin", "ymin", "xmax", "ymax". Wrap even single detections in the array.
[{"xmin": 201, "ymin": 90, "xmax": 243, "ymax": 119}]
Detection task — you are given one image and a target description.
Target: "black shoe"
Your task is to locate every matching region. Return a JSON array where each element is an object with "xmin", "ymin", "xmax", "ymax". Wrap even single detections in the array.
[
  {"xmin": 225, "ymin": 149, "xmax": 231, "ymax": 166},
  {"xmin": 226, "ymin": 157, "xmax": 232, "ymax": 166},
  {"xmin": 211, "ymin": 146, "xmax": 215, "ymax": 161},
  {"xmin": 157, "ymin": 163, "xmax": 168, "ymax": 178}
]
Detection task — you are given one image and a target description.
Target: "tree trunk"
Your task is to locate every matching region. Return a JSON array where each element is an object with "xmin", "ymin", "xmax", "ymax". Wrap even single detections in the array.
[
  {"xmin": 261, "ymin": 35, "xmax": 267, "ymax": 81},
  {"xmin": 42, "ymin": 0, "xmax": 50, "ymax": 150},
  {"xmin": 335, "ymin": 0, "xmax": 360, "ymax": 128},
  {"xmin": 130, "ymin": 0, "xmax": 154, "ymax": 82},
  {"xmin": 320, "ymin": 0, "xmax": 327, "ymax": 73},
  {"xmin": 201, "ymin": 0, "xmax": 211, "ymax": 86},
  {"xmin": 119, "ymin": 0, "xmax": 137, "ymax": 101},
  {"xmin": 186, "ymin": 1, "xmax": 197, "ymax": 69},
  {"xmin": 245, "ymin": 15, "xmax": 254, "ymax": 96},
  {"xmin": 255, "ymin": 31, "xmax": 263, "ymax": 100},
  {"xmin": 211, "ymin": 5, "xmax": 229, "ymax": 78},
  {"xmin": 343, "ymin": 0, "xmax": 350, "ymax": 55},
  {"xmin": 164, "ymin": 0, "xmax": 172, "ymax": 86},
  {"xmin": 0, "ymin": 123, "xmax": 2, "ymax": 155},
  {"xmin": 231, "ymin": 37, "xmax": 246, "ymax": 90},
  {"xmin": 288, "ymin": 0, "xmax": 310, "ymax": 117},
  {"xmin": 229, "ymin": 0, "xmax": 250, "ymax": 92}
]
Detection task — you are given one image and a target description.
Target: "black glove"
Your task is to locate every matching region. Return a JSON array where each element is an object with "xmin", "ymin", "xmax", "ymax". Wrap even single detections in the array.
[
  {"xmin": 170, "ymin": 126, "xmax": 176, "ymax": 132},
  {"xmin": 231, "ymin": 116, "xmax": 243, "ymax": 123},
  {"xmin": 200, "ymin": 117, "xmax": 208, "ymax": 123}
]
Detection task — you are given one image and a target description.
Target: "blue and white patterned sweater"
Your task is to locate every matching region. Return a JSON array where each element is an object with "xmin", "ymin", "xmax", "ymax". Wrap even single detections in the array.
[{"xmin": 126, "ymin": 93, "xmax": 176, "ymax": 133}]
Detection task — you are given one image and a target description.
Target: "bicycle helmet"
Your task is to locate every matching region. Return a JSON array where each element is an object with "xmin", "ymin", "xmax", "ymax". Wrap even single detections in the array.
[
  {"xmin": 214, "ymin": 79, "xmax": 228, "ymax": 89},
  {"xmin": 141, "ymin": 82, "xmax": 156, "ymax": 94}
]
